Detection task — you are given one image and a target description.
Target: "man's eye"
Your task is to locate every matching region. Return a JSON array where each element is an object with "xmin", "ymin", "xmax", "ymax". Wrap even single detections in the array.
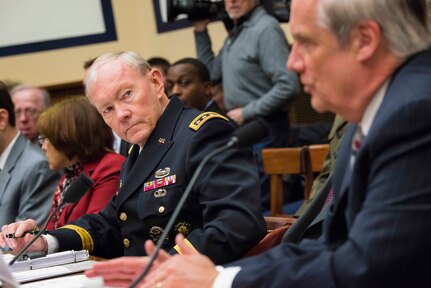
[
  {"xmin": 120, "ymin": 90, "xmax": 133, "ymax": 100},
  {"xmin": 180, "ymin": 81, "xmax": 189, "ymax": 87},
  {"xmin": 103, "ymin": 106, "xmax": 113, "ymax": 114}
]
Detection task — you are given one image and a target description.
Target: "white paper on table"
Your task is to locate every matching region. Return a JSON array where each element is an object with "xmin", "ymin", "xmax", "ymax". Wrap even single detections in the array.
[
  {"xmin": 0, "ymin": 251, "xmax": 19, "ymax": 288},
  {"xmin": 13, "ymin": 260, "xmax": 96, "ymax": 283}
]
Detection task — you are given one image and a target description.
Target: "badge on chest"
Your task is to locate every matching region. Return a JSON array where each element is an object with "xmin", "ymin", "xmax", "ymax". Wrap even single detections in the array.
[{"xmin": 143, "ymin": 167, "xmax": 176, "ymax": 192}]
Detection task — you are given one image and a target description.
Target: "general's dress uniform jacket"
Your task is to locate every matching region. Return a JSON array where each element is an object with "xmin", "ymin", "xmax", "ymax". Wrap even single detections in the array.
[{"xmin": 49, "ymin": 96, "xmax": 266, "ymax": 265}]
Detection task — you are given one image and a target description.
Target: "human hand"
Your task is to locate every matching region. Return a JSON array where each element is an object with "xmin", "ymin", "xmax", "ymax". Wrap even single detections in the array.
[
  {"xmin": 85, "ymin": 239, "xmax": 172, "ymax": 287},
  {"xmin": 85, "ymin": 257, "xmax": 151, "ymax": 288},
  {"xmin": 193, "ymin": 19, "xmax": 211, "ymax": 32},
  {"xmin": 227, "ymin": 107, "xmax": 245, "ymax": 125},
  {"xmin": 140, "ymin": 234, "xmax": 218, "ymax": 288},
  {"xmin": 0, "ymin": 219, "xmax": 48, "ymax": 254}
]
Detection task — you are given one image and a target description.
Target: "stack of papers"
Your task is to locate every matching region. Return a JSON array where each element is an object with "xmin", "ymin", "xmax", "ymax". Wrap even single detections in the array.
[
  {"xmin": 7, "ymin": 250, "xmax": 89, "ymax": 273},
  {"xmin": 13, "ymin": 260, "xmax": 96, "ymax": 284},
  {"xmin": 1, "ymin": 250, "xmax": 94, "ymax": 285}
]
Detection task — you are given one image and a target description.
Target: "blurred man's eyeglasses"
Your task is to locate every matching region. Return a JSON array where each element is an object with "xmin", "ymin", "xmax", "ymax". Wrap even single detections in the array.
[
  {"xmin": 38, "ymin": 135, "xmax": 46, "ymax": 146},
  {"xmin": 15, "ymin": 108, "xmax": 39, "ymax": 118}
]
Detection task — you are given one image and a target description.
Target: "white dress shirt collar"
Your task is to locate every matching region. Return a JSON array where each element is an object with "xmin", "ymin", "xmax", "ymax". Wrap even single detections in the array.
[{"xmin": 359, "ymin": 79, "xmax": 390, "ymax": 137}]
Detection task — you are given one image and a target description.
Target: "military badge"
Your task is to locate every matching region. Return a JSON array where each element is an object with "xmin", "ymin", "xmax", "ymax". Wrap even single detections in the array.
[
  {"xmin": 175, "ymin": 222, "xmax": 192, "ymax": 236},
  {"xmin": 154, "ymin": 188, "xmax": 167, "ymax": 198},
  {"xmin": 149, "ymin": 226, "xmax": 169, "ymax": 244},
  {"xmin": 155, "ymin": 167, "xmax": 171, "ymax": 178}
]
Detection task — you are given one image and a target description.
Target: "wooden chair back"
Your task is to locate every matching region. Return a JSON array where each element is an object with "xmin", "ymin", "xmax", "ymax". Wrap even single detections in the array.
[{"xmin": 262, "ymin": 144, "xmax": 329, "ymax": 216}]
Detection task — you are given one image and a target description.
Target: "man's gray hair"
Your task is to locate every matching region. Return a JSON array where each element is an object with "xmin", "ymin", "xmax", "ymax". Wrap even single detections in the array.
[
  {"xmin": 318, "ymin": 0, "xmax": 431, "ymax": 57},
  {"xmin": 10, "ymin": 84, "xmax": 51, "ymax": 108},
  {"xmin": 85, "ymin": 51, "xmax": 151, "ymax": 96}
]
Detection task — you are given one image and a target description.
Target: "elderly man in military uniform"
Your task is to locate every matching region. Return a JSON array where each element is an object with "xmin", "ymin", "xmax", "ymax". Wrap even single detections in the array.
[{"xmin": 0, "ymin": 51, "xmax": 266, "ymax": 266}]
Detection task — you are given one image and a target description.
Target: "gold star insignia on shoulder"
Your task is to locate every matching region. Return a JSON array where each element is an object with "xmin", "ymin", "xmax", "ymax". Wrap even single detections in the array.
[{"xmin": 189, "ymin": 112, "xmax": 228, "ymax": 131}]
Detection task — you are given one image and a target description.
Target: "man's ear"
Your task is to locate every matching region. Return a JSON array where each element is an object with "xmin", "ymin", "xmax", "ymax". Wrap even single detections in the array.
[
  {"xmin": 148, "ymin": 68, "xmax": 165, "ymax": 96},
  {"xmin": 0, "ymin": 109, "xmax": 9, "ymax": 131},
  {"xmin": 352, "ymin": 20, "xmax": 382, "ymax": 62}
]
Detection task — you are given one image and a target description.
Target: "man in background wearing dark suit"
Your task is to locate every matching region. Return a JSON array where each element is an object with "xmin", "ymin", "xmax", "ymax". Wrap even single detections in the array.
[{"xmin": 84, "ymin": 0, "xmax": 431, "ymax": 287}]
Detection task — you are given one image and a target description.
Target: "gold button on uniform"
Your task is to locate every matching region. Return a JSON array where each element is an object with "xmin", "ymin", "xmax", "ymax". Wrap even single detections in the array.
[
  {"xmin": 119, "ymin": 212, "xmax": 128, "ymax": 221},
  {"xmin": 158, "ymin": 206, "xmax": 165, "ymax": 213},
  {"xmin": 123, "ymin": 238, "xmax": 130, "ymax": 248}
]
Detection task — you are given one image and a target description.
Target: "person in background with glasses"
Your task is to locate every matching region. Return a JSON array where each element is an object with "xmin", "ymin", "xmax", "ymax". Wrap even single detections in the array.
[
  {"xmin": 36, "ymin": 96, "xmax": 125, "ymax": 230},
  {"xmin": 10, "ymin": 84, "xmax": 50, "ymax": 143},
  {"xmin": 0, "ymin": 81, "xmax": 59, "ymax": 229}
]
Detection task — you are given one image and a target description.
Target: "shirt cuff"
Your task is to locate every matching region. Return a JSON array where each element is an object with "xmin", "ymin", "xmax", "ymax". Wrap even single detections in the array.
[
  {"xmin": 212, "ymin": 266, "xmax": 241, "ymax": 288},
  {"xmin": 44, "ymin": 234, "xmax": 59, "ymax": 254}
]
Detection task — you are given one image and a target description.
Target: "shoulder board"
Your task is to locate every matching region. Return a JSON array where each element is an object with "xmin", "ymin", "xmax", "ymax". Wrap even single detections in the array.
[{"xmin": 189, "ymin": 112, "xmax": 229, "ymax": 131}]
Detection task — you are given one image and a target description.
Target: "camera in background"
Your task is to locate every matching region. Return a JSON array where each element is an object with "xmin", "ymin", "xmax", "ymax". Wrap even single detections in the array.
[{"xmin": 167, "ymin": 0, "xmax": 291, "ymax": 23}]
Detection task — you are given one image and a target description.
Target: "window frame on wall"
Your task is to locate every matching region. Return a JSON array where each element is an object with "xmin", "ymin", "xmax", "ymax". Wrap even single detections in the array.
[
  {"xmin": 0, "ymin": 0, "xmax": 117, "ymax": 57},
  {"xmin": 152, "ymin": 0, "xmax": 192, "ymax": 33}
]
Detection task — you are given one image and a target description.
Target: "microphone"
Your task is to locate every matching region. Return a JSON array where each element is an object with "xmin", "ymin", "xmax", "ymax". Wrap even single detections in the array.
[
  {"xmin": 129, "ymin": 118, "xmax": 269, "ymax": 288},
  {"xmin": 9, "ymin": 173, "xmax": 93, "ymax": 266},
  {"xmin": 62, "ymin": 172, "xmax": 93, "ymax": 204},
  {"xmin": 227, "ymin": 117, "xmax": 270, "ymax": 148}
]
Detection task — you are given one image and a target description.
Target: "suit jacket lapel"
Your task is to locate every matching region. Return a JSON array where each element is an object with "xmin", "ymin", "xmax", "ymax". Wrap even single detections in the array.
[
  {"xmin": 333, "ymin": 125, "xmax": 355, "ymax": 210},
  {"xmin": 0, "ymin": 134, "xmax": 25, "ymax": 203},
  {"xmin": 0, "ymin": 172, "xmax": 11, "ymax": 204},
  {"xmin": 115, "ymin": 97, "xmax": 184, "ymax": 208}
]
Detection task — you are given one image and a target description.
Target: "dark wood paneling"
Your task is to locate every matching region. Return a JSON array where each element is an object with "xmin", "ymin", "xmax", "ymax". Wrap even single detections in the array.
[{"xmin": 42, "ymin": 81, "xmax": 84, "ymax": 104}]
